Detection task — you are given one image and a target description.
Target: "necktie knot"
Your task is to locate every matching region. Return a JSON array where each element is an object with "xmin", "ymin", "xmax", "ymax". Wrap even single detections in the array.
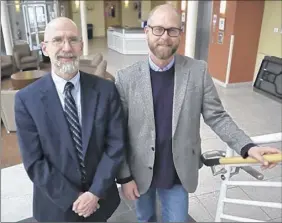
[{"xmin": 64, "ymin": 82, "xmax": 74, "ymax": 93}]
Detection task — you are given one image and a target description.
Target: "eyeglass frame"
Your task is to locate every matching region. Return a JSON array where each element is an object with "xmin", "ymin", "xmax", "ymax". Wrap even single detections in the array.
[
  {"xmin": 147, "ymin": 25, "xmax": 182, "ymax": 37},
  {"xmin": 43, "ymin": 36, "xmax": 82, "ymax": 47}
]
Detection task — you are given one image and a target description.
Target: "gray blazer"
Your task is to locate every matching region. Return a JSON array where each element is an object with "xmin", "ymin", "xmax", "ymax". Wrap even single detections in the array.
[{"xmin": 115, "ymin": 54, "xmax": 253, "ymax": 194}]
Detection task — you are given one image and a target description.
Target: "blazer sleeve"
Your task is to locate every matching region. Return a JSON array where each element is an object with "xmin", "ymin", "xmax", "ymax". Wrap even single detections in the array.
[
  {"xmin": 15, "ymin": 92, "xmax": 80, "ymax": 212},
  {"xmin": 114, "ymin": 71, "xmax": 133, "ymax": 181},
  {"xmin": 88, "ymin": 83, "xmax": 126, "ymax": 198},
  {"xmin": 200, "ymin": 62, "xmax": 254, "ymax": 155}
]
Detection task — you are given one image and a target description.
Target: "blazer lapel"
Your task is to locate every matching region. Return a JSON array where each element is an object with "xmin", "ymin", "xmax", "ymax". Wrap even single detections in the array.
[
  {"xmin": 80, "ymin": 72, "xmax": 99, "ymax": 157},
  {"xmin": 172, "ymin": 55, "xmax": 191, "ymax": 137},
  {"xmin": 40, "ymin": 74, "xmax": 80, "ymax": 170},
  {"xmin": 137, "ymin": 61, "xmax": 156, "ymax": 139}
]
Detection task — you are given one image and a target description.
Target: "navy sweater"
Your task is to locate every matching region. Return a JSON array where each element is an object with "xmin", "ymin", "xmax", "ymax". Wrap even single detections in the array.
[{"xmin": 149, "ymin": 65, "xmax": 181, "ymax": 188}]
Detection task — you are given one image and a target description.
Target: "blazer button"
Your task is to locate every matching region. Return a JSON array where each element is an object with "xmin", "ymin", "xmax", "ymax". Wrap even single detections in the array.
[
  {"xmin": 149, "ymin": 167, "xmax": 153, "ymax": 170},
  {"xmin": 151, "ymin": 147, "xmax": 155, "ymax": 151}
]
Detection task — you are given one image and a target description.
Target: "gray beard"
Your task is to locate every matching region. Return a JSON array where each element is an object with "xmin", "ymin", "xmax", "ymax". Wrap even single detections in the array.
[{"xmin": 54, "ymin": 59, "xmax": 79, "ymax": 76}]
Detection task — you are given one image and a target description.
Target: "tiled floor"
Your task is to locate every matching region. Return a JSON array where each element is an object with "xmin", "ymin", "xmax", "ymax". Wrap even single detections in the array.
[{"xmin": 1, "ymin": 38, "xmax": 282, "ymax": 222}]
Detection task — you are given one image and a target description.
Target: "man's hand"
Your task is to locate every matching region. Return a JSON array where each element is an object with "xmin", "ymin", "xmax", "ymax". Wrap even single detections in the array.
[
  {"xmin": 121, "ymin": 180, "xmax": 140, "ymax": 200},
  {"xmin": 248, "ymin": 146, "xmax": 281, "ymax": 170},
  {"xmin": 72, "ymin": 192, "xmax": 100, "ymax": 218}
]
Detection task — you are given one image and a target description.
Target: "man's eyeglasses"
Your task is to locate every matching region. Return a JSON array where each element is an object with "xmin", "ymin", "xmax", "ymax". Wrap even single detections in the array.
[
  {"xmin": 147, "ymin": 25, "xmax": 182, "ymax": 37},
  {"xmin": 44, "ymin": 37, "xmax": 82, "ymax": 47}
]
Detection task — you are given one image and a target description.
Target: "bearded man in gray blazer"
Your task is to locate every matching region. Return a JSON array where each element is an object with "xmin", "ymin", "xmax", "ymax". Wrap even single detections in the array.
[{"xmin": 115, "ymin": 4, "xmax": 280, "ymax": 222}]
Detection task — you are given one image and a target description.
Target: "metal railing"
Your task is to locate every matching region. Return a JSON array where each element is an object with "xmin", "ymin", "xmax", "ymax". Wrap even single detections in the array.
[{"xmin": 201, "ymin": 132, "xmax": 282, "ymax": 222}]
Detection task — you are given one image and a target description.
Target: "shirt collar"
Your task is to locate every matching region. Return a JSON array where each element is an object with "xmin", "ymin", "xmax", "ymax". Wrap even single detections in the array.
[
  {"xmin": 51, "ymin": 71, "xmax": 80, "ymax": 94},
  {"xmin": 148, "ymin": 55, "xmax": 175, "ymax": 72}
]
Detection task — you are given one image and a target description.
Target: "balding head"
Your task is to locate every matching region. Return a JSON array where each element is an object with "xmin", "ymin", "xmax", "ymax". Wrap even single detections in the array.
[
  {"xmin": 44, "ymin": 17, "xmax": 80, "ymax": 41},
  {"xmin": 144, "ymin": 4, "xmax": 182, "ymax": 62},
  {"xmin": 41, "ymin": 17, "xmax": 83, "ymax": 80},
  {"xmin": 147, "ymin": 4, "xmax": 181, "ymax": 28}
]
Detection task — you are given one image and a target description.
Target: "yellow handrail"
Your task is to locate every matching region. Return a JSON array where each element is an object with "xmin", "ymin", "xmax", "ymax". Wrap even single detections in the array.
[{"xmin": 219, "ymin": 153, "xmax": 282, "ymax": 165}]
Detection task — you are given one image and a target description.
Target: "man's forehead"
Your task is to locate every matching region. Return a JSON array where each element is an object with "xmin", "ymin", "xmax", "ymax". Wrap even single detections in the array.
[
  {"xmin": 150, "ymin": 12, "xmax": 180, "ymax": 27},
  {"xmin": 52, "ymin": 30, "xmax": 79, "ymax": 37},
  {"xmin": 46, "ymin": 30, "xmax": 79, "ymax": 40},
  {"xmin": 149, "ymin": 20, "xmax": 179, "ymax": 28}
]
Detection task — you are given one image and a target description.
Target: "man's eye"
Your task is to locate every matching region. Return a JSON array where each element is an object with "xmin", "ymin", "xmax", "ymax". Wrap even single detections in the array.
[
  {"xmin": 70, "ymin": 38, "xmax": 78, "ymax": 42},
  {"xmin": 53, "ymin": 38, "xmax": 63, "ymax": 43}
]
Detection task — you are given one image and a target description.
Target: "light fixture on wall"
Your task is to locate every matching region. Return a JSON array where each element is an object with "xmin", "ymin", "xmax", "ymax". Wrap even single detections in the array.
[
  {"xmin": 15, "ymin": 0, "xmax": 20, "ymax": 12},
  {"xmin": 220, "ymin": 0, "xmax": 226, "ymax": 14},
  {"xmin": 124, "ymin": 0, "xmax": 129, "ymax": 8},
  {"xmin": 181, "ymin": 0, "xmax": 186, "ymax": 11},
  {"xmin": 75, "ymin": 0, "xmax": 80, "ymax": 9}
]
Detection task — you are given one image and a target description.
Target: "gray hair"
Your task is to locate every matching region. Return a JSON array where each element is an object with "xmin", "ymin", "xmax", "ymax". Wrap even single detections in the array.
[{"xmin": 147, "ymin": 3, "xmax": 182, "ymax": 28}]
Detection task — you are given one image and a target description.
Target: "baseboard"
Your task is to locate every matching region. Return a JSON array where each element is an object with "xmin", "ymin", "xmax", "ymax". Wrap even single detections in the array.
[
  {"xmin": 225, "ymin": 81, "xmax": 253, "ymax": 88},
  {"xmin": 212, "ymin": 77, "xmax": 227, "ymax": 88},
  {"xmin": 212, "ymin": 77, "xmax": 253, "ymax": 88}
]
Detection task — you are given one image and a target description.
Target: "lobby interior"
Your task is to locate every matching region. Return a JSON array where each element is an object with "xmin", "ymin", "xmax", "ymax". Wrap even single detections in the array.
[{"xmin": 1, "ymin": 0, "xmax": 281, "ymax": 222}]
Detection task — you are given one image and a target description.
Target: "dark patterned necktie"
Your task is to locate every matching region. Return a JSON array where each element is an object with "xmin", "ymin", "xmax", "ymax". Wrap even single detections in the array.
[{"xmin": 64, "ymin": 82, "xmax": 87, "ymax": 184}]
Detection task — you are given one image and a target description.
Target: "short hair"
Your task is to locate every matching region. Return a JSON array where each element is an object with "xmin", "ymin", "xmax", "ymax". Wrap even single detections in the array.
[{"xmin": 147, "ymin": 3, "xmax": 181, "ymax": 28}]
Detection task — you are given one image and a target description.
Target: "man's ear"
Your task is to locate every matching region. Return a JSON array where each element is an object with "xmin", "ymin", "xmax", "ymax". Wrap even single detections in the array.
[
  {"xmin": 41, "ymin": 42, "xmax": 49, "ymax": 56},
  {"xmin": 80, "ymin": 41, "xmax": 84, "ymax": 54},
  {"xmin": 144, "ymin": 27, "xmax": 149, "ymax": 34}
]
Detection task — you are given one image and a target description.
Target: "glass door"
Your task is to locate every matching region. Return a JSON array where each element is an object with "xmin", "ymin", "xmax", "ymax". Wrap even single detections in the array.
[
  {"xmin": 6, "ymin": 1, "xmax": 58, "ymax": 48},
  {"xmin": 22, "ymin": 4, "xmax": 48, "ymax": 50}
]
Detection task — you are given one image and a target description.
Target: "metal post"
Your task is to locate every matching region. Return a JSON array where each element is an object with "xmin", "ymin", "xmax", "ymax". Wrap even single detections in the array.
[
  {"xmin": 185, "ymin": 0, "xmax": 198, "ymax": 58},
  {"xmin": 80, "ymin": 0, "xmax": 88, "ymax": 56},
  {"xmin": 1, "ymin": 0, "xmax": 13, "ymax": 55}
]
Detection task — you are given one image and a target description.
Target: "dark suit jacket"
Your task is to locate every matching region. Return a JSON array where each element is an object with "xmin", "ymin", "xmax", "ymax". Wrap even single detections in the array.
[{"xmin": 15, "ymin": 71, "xmax": 125, "ymax": 222}]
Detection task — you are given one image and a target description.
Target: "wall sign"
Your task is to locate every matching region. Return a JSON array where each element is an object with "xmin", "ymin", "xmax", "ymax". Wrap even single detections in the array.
[
  {"xmin": 212, "ymin": 14, "xmax": 217, "ymax": 32},
  {"xmin": 218, "ymin": 31, "xmax": 224, "ymax": 44},
  {"xmin": 219, "ymin": 18, "xmax": 225, "ymax": 31}
]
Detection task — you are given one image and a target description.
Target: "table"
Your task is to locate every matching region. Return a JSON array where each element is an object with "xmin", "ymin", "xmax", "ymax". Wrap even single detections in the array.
[{"xmin": 11, "ymin": 70, "xmax": 46, "ymax": 90}]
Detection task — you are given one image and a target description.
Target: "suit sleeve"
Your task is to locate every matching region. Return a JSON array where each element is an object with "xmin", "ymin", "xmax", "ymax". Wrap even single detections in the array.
[
  {"xmin": 114, "ymin": 71, "xmax": 133, "ymax": 181},
  {"xmin": 200, "ymin": 62, "xmax": 254, "ymax": 155},
  {"xmin": 15, "ymin": 92, "xmax": 80, "ymax": 212},
  {"xmin": 89, "ymin": 83, "xmax": 126, "ymax": 198}
]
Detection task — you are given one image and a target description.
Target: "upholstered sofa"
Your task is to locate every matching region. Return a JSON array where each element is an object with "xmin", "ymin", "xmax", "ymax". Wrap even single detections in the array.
[
  {"xmin": 1, "ymin": 55, "xmax": 14, "ymax": 78},
  {"xmin": 79, "ymin": 53, "xmax": 115, "ymax": 81},
  {"xmin": 13, "ymin": 43, "xmax": 40, "ymax": 71},
  {"xmin": 1, "ymin": 90, "xmax": 18, "ymax": 133}
]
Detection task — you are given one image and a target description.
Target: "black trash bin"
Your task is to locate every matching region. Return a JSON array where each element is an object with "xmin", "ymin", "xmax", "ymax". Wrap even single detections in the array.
[{"xmin": 87, "ymin": 24, "xmax": 93, "ymax": 39}]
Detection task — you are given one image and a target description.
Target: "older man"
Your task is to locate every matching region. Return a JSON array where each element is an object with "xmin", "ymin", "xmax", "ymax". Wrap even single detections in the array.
[
  {"xmin": 115, "ymin": 4, "xmax": 280, "ymax": 222},
  {"xmin": 15, "ymin": 17, "xmax": 125, "ymax": 222}
]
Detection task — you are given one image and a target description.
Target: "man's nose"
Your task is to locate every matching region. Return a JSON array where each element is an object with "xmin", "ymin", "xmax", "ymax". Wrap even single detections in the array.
[
  {"xmin": 161, "ymin": 30, "xmax": 170, "ymax": 40},
  {"xmin": 61, "ymin": 40, "xmax": 72, "ymax": 51}
]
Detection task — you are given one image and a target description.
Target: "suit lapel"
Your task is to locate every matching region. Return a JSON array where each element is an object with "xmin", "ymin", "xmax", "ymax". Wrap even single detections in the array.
[
  {"xmin": 80, "ymin": 72, "xmax": 99, "ymax": 157},
  {"xmin": 40, "ymin": 74, "xmax": 80, "ymax": 169},
  {"xmin": 172, "ymin": 55, "xmax": 191, "ymax": 137},
  {"xmin": 137, "ymin": 61, "xmax": 156, "ymax": 139}
]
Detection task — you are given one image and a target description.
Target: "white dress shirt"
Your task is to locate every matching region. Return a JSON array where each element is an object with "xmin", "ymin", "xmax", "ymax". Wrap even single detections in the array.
[{"xmin": 51, "ymin": 72, "xmax": 82, "ymax": 125}]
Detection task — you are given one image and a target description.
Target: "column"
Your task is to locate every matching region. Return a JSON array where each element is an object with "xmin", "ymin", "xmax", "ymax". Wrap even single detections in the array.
[
  {"xmin": 80, "ymin": 1, "xmax": 88, "ymax": 56},
  {"xmin": 1, "ymin": 0, "xmax": 13, "ymax": 55},
  {"xmin": 185, "ymin": 0, "xmax": 198, "ymax": 58}
]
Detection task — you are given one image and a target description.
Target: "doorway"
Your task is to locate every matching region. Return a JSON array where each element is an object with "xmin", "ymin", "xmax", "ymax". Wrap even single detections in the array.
[
  {"xmin": 22, "ymin": 4, "xmax": 48, "ymax": 50},
  {"xmin": 6, "ymin": 1, "xmax": 58, "ymax": 50},
  {"xmin": 104, "ymin": 0, "xmax": 122, "ymax": 34}
]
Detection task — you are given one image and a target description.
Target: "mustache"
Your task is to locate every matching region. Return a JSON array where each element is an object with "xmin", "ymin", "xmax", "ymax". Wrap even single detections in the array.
[
  {"xmin": 157, "ymin": 42, "xmax": 172, "ymax": 47},
  {"xmin": 56, "ymin": 53, "xmax": 77, "ymax": 60}
]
